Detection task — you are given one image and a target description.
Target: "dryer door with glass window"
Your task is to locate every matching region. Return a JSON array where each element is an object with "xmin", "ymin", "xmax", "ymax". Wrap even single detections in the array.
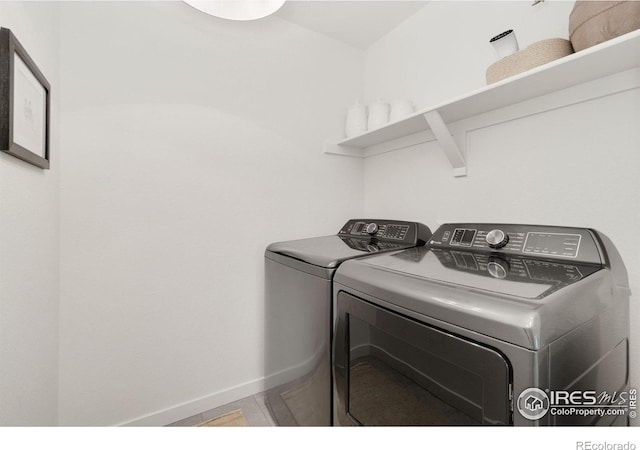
[{"xmin": 333, "ymin": 292, "xmax": 512, "ymax": 426}]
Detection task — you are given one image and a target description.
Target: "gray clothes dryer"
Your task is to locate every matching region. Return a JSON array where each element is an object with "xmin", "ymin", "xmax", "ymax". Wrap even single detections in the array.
[
  {"xmin": 264, "ymin": 219, "xmax": 431, "ymax": 426},
  {"xmin": 333, "ymin": 223, "xmax": 631, "ymax": 426}
]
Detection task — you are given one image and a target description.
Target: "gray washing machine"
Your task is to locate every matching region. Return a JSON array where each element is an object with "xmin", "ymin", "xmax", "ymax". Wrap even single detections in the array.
[
  {"xmin": 264, "ymin": 219, "xmax": 431, "ymax": 426},
  {"xmin": 333, "ymin": 223, "xmax": 631, "ymax": 426}
]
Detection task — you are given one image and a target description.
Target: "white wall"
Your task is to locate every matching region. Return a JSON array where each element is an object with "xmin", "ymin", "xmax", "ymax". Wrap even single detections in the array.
[
  {"xmin": 364, "ymin": 0, "xmax": 574, "ymax": 109},
  {"xmin": 363, "ymin": 0, "xmax": 640, "ymax": 425},
  {"xmin": 58, "ymin": 2, "xmax": 363, "ymax": 426},
  {"xmin": 7, "ymin": 0, "xmax": 632, "ymax": 428},
  {"xmin": 0, "ymin": 2, "xmax": 60, "ymax": 426}
]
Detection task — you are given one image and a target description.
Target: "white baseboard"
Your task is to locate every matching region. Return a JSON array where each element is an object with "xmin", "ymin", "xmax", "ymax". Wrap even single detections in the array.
[
  {"xmin": 115, "ymin": 344, "xmax": 327, "ymax": 426},
  {"xmin": 115, "ymin": 377, "xmax": 267, "ymax": 427}
]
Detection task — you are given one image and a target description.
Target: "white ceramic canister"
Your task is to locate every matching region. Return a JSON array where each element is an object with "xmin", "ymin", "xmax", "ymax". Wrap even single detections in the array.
[
  {"xmin": 489, "ymin": 29, "xmax": 519, "ymax": 58},
  {"xmin": 368, "ymin": 99, "xmax": 390, "ymax": 130},
  {"xmin": 389, "ymin": 99, "xmax": 415, "ymax": 122},
  {"xmin": 345, "ymin": 101, "xmax": 367, "ymax": 138}
]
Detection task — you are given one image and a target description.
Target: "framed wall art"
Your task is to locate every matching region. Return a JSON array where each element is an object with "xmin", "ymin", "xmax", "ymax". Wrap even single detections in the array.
[{"xmin": 0, "ymin": 27, "xmax": 50, "ymax": 169}]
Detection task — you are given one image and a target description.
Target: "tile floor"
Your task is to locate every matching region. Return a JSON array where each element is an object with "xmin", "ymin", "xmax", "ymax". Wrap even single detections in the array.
[{"xmin": 167, "ymin": 392, "xmax": 276, "ymax": 427}]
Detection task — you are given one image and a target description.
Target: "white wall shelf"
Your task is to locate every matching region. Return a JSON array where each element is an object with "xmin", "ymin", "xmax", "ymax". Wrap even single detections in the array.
[{"xmin": 325, "ymin": 29, "xmax": 640, "ymax": 177}]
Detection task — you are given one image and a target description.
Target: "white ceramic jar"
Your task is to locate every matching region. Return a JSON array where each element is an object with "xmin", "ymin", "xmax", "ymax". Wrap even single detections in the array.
[
  {"xmin": 367, "ymin": 99, "xmax": 390, "ymax": 130},
  {"xmin": 345, "ymin": 101, "xmax": 367, "ymax": 138},
  {"xmin": 390, "ymin": 99, "xmax": 415, "ymax": 122}
]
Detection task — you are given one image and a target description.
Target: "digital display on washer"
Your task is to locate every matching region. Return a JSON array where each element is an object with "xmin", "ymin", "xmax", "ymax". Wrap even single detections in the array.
[
  {"xmin": 451, "ymin": 228, "xmax": 476, "ymax": 247},
  {"xmin": 523, "ymin": 232, "xmax": 581, "ymax": 258},
  {"xmin": 382, "ymin": 224, "xmax": 410, "ymax": 240}
]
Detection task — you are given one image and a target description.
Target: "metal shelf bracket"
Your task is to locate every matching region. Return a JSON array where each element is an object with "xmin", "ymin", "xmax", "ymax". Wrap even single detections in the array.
[{"xmin": 423, "ymin": 111, "xmax": 467, "ymax": 177}]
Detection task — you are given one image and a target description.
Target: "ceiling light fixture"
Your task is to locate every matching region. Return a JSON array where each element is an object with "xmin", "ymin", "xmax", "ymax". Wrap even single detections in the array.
[{"xmin": 183, "ymin": 0, "xmax": 286, "ymax": 21}]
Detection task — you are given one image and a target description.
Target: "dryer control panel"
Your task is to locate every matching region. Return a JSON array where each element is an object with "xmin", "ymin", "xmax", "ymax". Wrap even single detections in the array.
[
  {"xmin": 428, "ymin": 223, "xmax": 603, "ymax": 265},
  {"xmin": 338, "ymin": 219, "xmax": 431, "ymax": 246}
]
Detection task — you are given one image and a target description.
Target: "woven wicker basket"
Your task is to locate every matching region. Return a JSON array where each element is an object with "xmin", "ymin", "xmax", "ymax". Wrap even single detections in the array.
[
  {"xmin": 569, "ymin": 1, "xmax": 640, "ymax": 52},
  {"xmin": 486, "ymin": 38, "xmax": 574, "ymax": 84}
]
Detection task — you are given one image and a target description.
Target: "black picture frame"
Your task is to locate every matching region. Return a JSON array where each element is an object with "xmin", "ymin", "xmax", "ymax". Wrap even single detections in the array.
[{"xmin": 0, "ymin": 27, "xmax": 50, "ymax": 169}]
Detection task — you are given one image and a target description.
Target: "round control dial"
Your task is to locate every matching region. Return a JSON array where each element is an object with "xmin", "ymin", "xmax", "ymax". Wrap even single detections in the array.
[
  {"xmin": 487, "ymin": 257, "xmax": 509, "ymax": 279},
  {"xmin": 364, "ymin": 223, "xmax": 379, "ymax": 235},
  {"xmin": 485, "ymin": 229, "xmax": 509, "ymax": 249}
]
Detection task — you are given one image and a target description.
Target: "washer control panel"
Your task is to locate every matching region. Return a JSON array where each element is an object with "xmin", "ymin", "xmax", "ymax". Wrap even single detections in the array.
[
  {"xmin": 429, "ymin": 223, "xmax": 602, "ymax": 264},
  {"xmin": 338, "ymin": 219, "xmax": 431, "ymax": 245}
]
